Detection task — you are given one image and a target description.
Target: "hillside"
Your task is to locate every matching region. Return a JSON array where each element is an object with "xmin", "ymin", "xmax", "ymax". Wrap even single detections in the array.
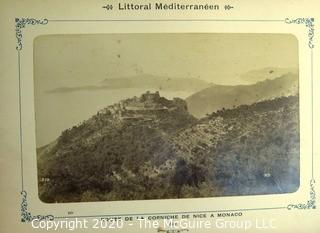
[
  {"xmin": 174, "ymin": 95, "xmax": 299, "ymax": 195},
  {"xmin": 37, "ymin": 92, "xmax": 299, "ymax": 202},
  {"xmin": 37, "ymin": 92, "xmax": 197, "ymax": 202},
  {"xmin": 186, "ymin": 73, "xmax": 298, "ymax": 118}
]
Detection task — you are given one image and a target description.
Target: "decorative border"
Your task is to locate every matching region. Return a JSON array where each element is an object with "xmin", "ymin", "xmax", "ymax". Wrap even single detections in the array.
[
  {"xmin": 15, "ymin": 17, "xmax": 316, "ymax": 222},
  {"xmin": 285, "ymin": 17, "xmax": 316, "ymax": 210},
  {"xmin": 287, "ymin": 179, "xmax": 316, "ymax": 210},
  {"xmin": 21, "ymin": 191, "xmax": 54, "ymax": 222},
  {"xmin": 15, "ymin": 18, "xmax": 48, "ymax": 51},
  {"xmin": 16, "ymin": 17, "xmax": 52, "ymax": 222},
  {"xmin": 285, "ymin": 17, "xmax": 315, "ymax": 49}
]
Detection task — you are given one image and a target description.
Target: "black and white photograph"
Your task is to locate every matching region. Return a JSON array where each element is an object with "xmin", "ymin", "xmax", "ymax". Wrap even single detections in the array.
[{"xmin": 34, "ymin": 33, "xmax": 300, "ymax": 203}]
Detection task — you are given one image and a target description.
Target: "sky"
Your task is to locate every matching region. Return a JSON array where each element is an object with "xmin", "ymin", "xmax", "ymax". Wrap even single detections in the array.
[
  {"xmin": 33, "ymin": 33, "xmax": 298, "ymax": 146},
  {"xmin": 34, "ymin": 33, "xmax": 298, "ymax": 90}
]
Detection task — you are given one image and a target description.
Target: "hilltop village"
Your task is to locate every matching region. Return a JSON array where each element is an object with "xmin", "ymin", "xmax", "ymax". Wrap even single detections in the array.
[{"xmin": 98, "ymin": 91, "xmax": 188, "ymax": 123}]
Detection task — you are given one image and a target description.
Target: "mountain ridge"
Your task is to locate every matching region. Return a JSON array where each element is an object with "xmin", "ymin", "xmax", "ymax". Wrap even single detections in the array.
[{"xmin": 186, "ymin": 73, "xmax": 298, "ymax": 118}]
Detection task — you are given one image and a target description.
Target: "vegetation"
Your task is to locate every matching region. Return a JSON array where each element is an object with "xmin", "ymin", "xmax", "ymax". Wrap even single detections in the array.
[{"xmin": 38, "ymin": 94, "xmax": 299, "ymax": 203}]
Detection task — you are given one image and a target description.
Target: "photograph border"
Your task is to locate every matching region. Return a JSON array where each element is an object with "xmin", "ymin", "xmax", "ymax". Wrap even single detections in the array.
[{"xmin": 14, "ymin": 17, "xmax": 316, "ymax": 222}]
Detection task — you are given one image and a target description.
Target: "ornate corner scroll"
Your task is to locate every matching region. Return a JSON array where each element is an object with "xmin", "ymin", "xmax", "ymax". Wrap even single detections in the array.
[
  {"xmin": 287, "ymin": 179, "xmax": 316, "ymax": 210},
  {"xmin": 15, "ymin": 18, "xmax": 48, "ymax": 51},
  {"xmin": 21, "ymin": 191, "xmax": 54, "ymax": 222},
  {"xmin": 285, "ymin": 18, "xmax": 315, "ymax": 49}
]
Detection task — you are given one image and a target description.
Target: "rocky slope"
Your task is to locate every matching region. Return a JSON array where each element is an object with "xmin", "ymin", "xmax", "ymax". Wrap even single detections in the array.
[
  {"xmin": 174, "ymin": 95, "xmax": 299, "ymax": 195},
  {"xmin": 37, "ymin": 92, "xmax": 197, "ymax": 202},
  {"xmin": 37, "ymin": 92, "xmax": 299, "ymax": 202}
]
